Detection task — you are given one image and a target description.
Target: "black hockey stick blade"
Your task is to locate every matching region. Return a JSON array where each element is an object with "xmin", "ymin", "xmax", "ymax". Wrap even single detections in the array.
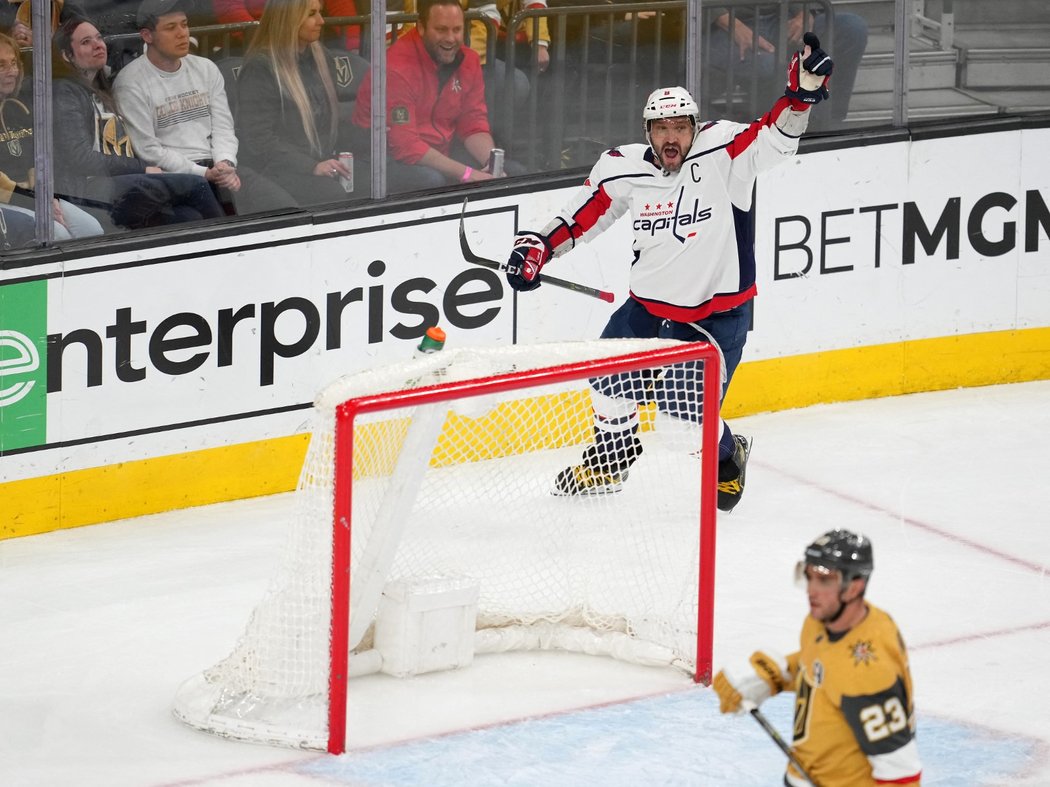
[
  {"xmin": 459, "ymin": 198, "xmax": 614, "ymax": 303},
  {"xmin": 747, "ymin": 705, "xmax": 820, "ymax": 786}
]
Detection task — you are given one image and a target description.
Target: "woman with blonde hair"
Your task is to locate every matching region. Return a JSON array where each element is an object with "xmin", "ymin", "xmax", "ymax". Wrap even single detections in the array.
[{"xmin": 235, "ymin": 0, "xmax": 352, "ymax": 207}]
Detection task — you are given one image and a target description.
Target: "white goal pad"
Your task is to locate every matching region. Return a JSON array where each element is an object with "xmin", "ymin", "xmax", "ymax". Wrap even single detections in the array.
[{"xmin": 174, "ymin": 338, "xmax": 721, "ymax": 752}]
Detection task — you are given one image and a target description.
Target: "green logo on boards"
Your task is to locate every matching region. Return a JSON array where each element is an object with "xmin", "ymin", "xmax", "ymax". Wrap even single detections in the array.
[{"xmin": 0, "ymin": 280, "xmax": 47, "ymax": 451}]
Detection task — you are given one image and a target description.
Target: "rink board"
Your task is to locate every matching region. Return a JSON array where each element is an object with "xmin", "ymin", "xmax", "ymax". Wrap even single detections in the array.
[{"xmin": 1, "ymin": 126, "xmax": 1049, "ymax": 536}]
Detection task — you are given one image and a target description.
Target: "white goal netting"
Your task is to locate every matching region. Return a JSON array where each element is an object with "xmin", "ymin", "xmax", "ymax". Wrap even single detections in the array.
[{"xmin": 174, "ymin": 338, "xmax": 719, "ymax": 751}]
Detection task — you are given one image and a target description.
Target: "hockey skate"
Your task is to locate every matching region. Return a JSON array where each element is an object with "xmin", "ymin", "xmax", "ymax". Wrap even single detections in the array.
[
  {"xmin": 716, "ymin": 434, "xmax": 751, "ymax": 512},
  {"xmin": 553, "ymin": 430, "xmax": 644, "ymax": 496}
]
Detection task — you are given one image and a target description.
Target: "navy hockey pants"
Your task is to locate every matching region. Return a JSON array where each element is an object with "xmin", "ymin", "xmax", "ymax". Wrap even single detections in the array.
[{"xmin": 594, "ymin": 297, "xmax": 753, "ymax": 459}]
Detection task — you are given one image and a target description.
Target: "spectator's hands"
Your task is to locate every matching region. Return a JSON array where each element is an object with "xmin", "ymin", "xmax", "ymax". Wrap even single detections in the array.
[
  {"xmin": 51, "ymin": 198, "xmax": 68, "ymax": 230},
  {"xmin": 717, "ymin": 14, "xmax": 774, "ymax": 59},
  {"xmin": 11, "ymin": 21, "xmax": 31, "ymax": 48},
  {"xmin": 314, "ymin": 157, "xmax": 351, "ymax": 181},
  {"xmin": 207, "ymin": 160, "xmax": 241, "ymax": 191},
  {"xmin": 465, "ymin": 167, "xmax": 493, "ymax": 182},
  {"xmin": 786, "ymin": 11, "xmax": 815, "ymax": 47},
  {"xmin": 535, "ymin": 43, "xmax": 550, "ymax": 73},
  {"xmin": 785, "ymin": 32, "xmax": 833, "ymax": 106}
]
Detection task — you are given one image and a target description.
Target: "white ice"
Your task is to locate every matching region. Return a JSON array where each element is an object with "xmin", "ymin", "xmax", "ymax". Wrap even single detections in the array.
[{"xmin": 3, "ymin": 381, "xmax": 1049, "ymax": 786}]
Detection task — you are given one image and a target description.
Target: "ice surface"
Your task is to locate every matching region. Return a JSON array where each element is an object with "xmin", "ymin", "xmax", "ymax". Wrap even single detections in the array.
[{"xmin": 2, "ymin": 381, "xmax": 1048, "ymax": 786}]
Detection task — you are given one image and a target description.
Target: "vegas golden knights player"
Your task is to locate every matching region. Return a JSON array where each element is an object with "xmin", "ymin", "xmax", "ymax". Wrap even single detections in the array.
[{"xmin": 714, "ymin": 530, "xmax": 922, "ymax": 786}]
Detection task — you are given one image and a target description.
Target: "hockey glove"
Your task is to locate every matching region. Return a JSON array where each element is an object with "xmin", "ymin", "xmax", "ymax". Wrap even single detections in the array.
[
  {"xmin": 505, "ymin": 232, "xmax": 552, "ymax": 293},
  {"xmin": 784, "ymin": 31, "xmax": 833, "ymax": 108},
  {"xmin": 713, "ymin": 650, "xmax": 792, "ymax": 714}
]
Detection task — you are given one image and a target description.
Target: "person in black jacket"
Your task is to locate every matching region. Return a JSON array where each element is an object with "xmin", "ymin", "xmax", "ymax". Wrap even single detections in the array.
[
  {"xmin": 234, "ymin": 0, "xmax": 352, "ymax": 207},
  {"xmin": 52, "ymin": 14, "xmax": 223, "ymax": 231},
  {"xmin": 0, "ymin": 32, "xmax": 103, "ymax": 240}
]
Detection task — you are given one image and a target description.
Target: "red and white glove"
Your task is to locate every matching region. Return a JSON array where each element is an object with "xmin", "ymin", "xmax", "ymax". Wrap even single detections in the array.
[
  {"xmin": 713, "ymin": 650, "xmax": 792, "ymax": 714},
  {"xmin": 505, "ymin": 232, "xmax": 551, "ymax": 293},
  {"xmin": 785, "ymin": 31, "xmax": 833, "ymax": 109}
]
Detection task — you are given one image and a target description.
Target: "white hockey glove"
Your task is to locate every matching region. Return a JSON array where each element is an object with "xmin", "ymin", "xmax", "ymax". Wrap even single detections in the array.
[
  {"xmin": 784, "ymin": 32, "xmax": 833, "ymax": 108},
  {"xmin": 713, "ymin": 650, "xmax": 791, "ymax": 714}
]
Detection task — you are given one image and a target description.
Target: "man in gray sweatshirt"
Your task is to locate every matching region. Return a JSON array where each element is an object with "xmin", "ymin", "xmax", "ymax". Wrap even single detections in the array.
[{"xmin": 114, "ymin": 0, "xmax": 292, "ymax": 214}]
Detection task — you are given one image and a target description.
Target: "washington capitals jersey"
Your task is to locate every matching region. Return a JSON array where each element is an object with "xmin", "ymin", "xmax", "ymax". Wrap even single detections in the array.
[
  {"xmin": 537, "ymin": 97, "xmax": 804, "ymax": 323},
  {"xmin": 786, "ymin": 603, "xmax": 922, "ymax": 787}
]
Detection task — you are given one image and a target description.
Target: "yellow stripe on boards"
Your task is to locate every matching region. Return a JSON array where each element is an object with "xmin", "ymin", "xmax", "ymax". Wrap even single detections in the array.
[
  {"xmin": 1, "ymin": 434, "xmax": 309, "ymax": 540},
  {"xmin": 723, "ymin": 328, "xmax": 1050, "ymax": 416},
  {"xmin": 4, "ymin": 327, "xmax": 1049, "ymax": 540}
]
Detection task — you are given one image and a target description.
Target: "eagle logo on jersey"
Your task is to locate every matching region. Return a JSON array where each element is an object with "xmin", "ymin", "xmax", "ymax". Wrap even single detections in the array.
[{"xmin": 850, "ymin": 640, "xmax": 877, "ymax": 666}]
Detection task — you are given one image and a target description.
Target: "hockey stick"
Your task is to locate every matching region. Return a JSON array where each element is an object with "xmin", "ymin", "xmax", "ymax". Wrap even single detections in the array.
[
  {"xmin": 458, "ymin": 198, "xmax": 615, "ymax": 303},
  {"xmin": 745, "ymin": 703, "xmax": 819, "ymax": 787}
]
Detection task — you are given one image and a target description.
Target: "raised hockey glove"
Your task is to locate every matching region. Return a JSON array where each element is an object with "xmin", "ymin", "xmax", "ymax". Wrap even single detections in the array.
[
  {"xmin": 785, "ymin": 31, "xmax": 833, "ymax": 108},
  {"xmin": 713, "ymin": 650, "xmax": 791, "ymax": 714},
  {"xmin": 505, "ymin": 232, "xmax": 552, "ymax": 293}
]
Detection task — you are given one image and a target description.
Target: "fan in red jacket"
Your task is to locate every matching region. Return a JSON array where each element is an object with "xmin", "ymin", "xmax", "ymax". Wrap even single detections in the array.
[{"xmin": 351, "ymin": 0, "xmax": 504, "ymax": 193}]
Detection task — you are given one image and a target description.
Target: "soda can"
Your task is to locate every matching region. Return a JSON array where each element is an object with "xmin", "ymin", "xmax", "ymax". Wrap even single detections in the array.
[
  {"xmin": 337, "ymin": 151, "xmax": 354, "ymax": 193},
  {"xmin": 488, "ymin": 148, "xmax": 504, "ymax": 178}
]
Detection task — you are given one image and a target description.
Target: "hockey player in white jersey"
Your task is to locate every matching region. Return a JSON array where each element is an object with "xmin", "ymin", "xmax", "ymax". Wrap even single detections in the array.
[{"xmin": 505, "ymin": 33, "xmax": 834, "ymax": 511}]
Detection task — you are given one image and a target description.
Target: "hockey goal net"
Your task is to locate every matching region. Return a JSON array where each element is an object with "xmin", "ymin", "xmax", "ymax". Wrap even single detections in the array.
[{"xmin": 174, "ymin": 338, "xmax": 720, "ymax": 753}]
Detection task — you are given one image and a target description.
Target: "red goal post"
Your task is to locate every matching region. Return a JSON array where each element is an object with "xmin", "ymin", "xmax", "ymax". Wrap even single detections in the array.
[{"xmin": 174, "ymin": 338, "xmax": 721, "ymax": 754}]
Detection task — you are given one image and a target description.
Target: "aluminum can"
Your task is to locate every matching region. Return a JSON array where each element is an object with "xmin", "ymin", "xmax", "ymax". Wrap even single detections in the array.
[
  {"xmin": 488, "ymin": 148, "xmax": 504, "ymax": 178},
  {"xmin": 337, "ymin": 151, "xmax": 354, "ymax": 193}
]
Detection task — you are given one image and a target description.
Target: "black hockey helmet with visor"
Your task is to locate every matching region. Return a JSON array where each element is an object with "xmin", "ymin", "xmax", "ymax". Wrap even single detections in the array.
[{"xmin": 794, "ymin": 529, "xmax": 874, "ymax": 591}]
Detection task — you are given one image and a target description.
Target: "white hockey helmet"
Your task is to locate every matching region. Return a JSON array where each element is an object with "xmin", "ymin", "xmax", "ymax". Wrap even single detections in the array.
[{"xmin": 643, "ymin": 86, "xmax": 700, "ymax": 155}]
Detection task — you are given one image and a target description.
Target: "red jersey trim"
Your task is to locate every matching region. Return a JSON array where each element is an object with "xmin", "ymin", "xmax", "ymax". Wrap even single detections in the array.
[
  {"xmin": 629, "ymin": 285, "xmax": 757, "ymax": 323},
  {"xmin": 875, "ymin": 773, "xmax": 922, "ymax": 785},
  {"xmin": 726, "ymin": 96, "xmax": 794, "ymax": 159}
]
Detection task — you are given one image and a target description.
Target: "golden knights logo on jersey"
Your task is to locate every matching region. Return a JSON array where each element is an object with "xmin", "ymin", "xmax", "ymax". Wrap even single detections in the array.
[
  {"xmin": 0, "ymin": 98, "xmax": 31, "ymax": 160},
  {"xmin": 94, "ymin": 102, "xmax": 134, "ymax": 158},
  {"xmin": 332, "ymin": 55, "xmax": 354, "ymax": 90},
  {"xmin": 850, "ymin": 639, "xmax": 877, "ymax": 666}
]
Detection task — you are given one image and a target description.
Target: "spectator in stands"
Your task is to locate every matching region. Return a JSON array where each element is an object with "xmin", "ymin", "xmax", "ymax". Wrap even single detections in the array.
[
  {"xmin": 0, "ymin": 32, "xmax": 103, "ymax": 239},
  {"xmin": 52, "ymin": 15, "xmax": 224, "ymax": 231},
  {"xmin": 0, "ymin": 0, "xmax": 25, "ymax": 45},
  {"xmin": 399, "ymin": 0, "xmax": 546, "ymax": 140},
  {"xmin": 0, "ymin": 204, "xmax": 35, "ymax": 249},
  {"xmin": 114, "ymin": 0, "xmax": 293, "ymax": 214},
  {"xmin": 234, "ymin": 0, "xmax": 351, "ymax": 206},
  {"xmin": 63, "ymin": 0, "xmax": 151, "ymax": 69},
  {"xmin": 707, "ymin": 3, "xmax": 867, "ymax": 130},
  {"xmin": 352, "ymin": 0, "xmax": 519, "ymax": 193},
  {"xmin": 213, "ymin": 0, "xmax": 362, "ymax": 53},
  {"xmin": 14, "ymin": 0, "xmax": 70, "ymax": 39}
]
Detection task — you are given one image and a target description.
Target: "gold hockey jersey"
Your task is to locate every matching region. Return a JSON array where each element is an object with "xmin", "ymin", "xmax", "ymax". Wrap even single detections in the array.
[{"xmin": 786, "ymin": 603, "xmax": 922, "ymax": 787}]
